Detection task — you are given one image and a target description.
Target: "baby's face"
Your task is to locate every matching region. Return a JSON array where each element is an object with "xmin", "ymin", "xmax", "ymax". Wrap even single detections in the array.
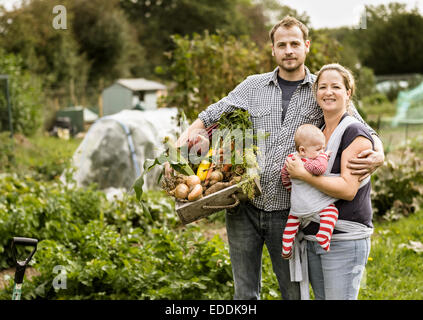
[
  {"xmin": 302, "ymin": 144, "xmax": 325, "ymax": 159},
  {"xmin": 299, "ymin": 137, "xmax": 325, "ymax": 159}
]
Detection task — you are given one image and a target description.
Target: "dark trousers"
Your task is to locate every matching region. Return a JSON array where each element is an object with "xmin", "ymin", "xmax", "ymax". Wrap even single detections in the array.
[{"xmin": 225, "ymin": 201, "xmax": 300, "ymax": 300}]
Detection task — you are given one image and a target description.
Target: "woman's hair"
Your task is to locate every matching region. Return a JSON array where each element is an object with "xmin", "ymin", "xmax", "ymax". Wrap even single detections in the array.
[
  {"xmin": 269, "ymin": 16, "xmax": 309, "ymax": 44},
  {"xmin": 313, "ymin": 63, "xmax": 355, "ymax": 112}
]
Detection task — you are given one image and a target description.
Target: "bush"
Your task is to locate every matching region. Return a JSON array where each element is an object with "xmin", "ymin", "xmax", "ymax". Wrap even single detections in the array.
[
  {"xmin": 371, "ymin": 146, "xmax": 423, "ymax": 221},
  {"xmin": 353, "ymin": 66, "xmax": 376, "ymax": 101},
  {"xmin": 363, "ymin": 92, "xmax": 389, "ymax": 106},
  {"xmin": 0, "ymin": 132, "xmax": 15, "ymax": 171},
  {"xmin": 361, "ymin": 92, "xmax": 396, "ymax": 118},
  {"xmin": 160, "ymin": 29, "xmax": 343, "ymax": 122},
  {"xmin": 0, "ymin": 49, "xmax": 44, "ymax": 136},
  {"xmin": 406, "ymin": 135, "xmax": 423, "ymax": 155}
]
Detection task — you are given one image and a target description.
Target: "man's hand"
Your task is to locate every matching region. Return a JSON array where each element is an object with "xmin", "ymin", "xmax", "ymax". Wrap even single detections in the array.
[
  {"xmin": 164, "ymin": 118, "xmax": 207, "ymax": 179},
  {"xmin": 188, "ymin": 131, "xmax": 209, "ymax": 156},
  {"xmin": 164, "ymin": 162, "xmax": 173, "ymax": 179},
  {"xmin": 347, "ymin": 149, "xmax": 384, "ymax": 182}
]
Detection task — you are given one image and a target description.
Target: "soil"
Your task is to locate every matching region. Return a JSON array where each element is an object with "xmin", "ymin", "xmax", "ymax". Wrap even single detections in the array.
[
  {"xmin": 13, "ymin": 133, "xmax": 32, "ymax": 148},
  {"xmin": 203, "ymin": 226, "xmax": 228, "ymax": 243},
  {"xmin": 0, "ymin": 267, "xmax": 40, "ymax": 290},
  {"xmin": 191, "ymin": 220, "xmax": 228, "ymax": 243}
]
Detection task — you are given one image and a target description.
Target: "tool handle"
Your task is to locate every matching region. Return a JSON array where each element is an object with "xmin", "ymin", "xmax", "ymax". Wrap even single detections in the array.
[
  {"xmin": 11, "ymin": 237, "xmax": 38, "ymax": 286},
  {"xmin": 11, "ymin": 237, "xmax": 38, "ymax": 267},
  {"xmin": 12, "ymin": 237, "xmax": 38, "ymax": 247}
]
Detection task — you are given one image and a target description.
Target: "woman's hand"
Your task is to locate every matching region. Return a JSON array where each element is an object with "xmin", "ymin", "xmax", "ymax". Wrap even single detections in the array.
[{"xmin": 285, "ymin": 155, "xmax": 309, "ymax": 180}]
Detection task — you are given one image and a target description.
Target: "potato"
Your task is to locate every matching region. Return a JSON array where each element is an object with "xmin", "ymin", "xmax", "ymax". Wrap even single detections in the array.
[
  {"xmin": 188, "ymin": 184, "xmax": 203, "ymax": 201},
  {"xmin": 204, "ymin": 182, "xmax": 231, "ymax": 196}
]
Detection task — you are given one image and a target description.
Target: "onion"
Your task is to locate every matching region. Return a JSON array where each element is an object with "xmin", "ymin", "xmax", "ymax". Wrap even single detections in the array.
[
  {"xmin": 188, "ymin": 184, "xmax": 203, "ymax": 201},
  {"xmin": 174, "ymin": 183, "xmax": 189, "ymax": 199},
  {"xmin": 186, "ymin": 175, "xmax": 201, "ymax": 188}
]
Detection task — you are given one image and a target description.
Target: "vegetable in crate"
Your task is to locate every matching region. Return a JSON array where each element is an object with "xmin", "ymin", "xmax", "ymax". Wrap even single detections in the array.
[{"xmin": 133, "ymin": 109, "xmax": 266, "ymax": 208}]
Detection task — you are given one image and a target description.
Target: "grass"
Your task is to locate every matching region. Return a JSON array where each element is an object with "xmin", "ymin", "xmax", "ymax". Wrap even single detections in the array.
[
  {"xmin": 378, "ymin": 122, "xmax": 423, "ymax": 153},
  {"xmin": 202, "ymin": 210, "xmax": 423, "ymax": 300},
  {"xmin": 359, "ymin": 212, "xmax": 423, "ymax": 299},
  {"xmin": 202, "ymin": 209, "xmax": 423, "ymax": 300},
  {"xmin": 4, "ymin": 133, "xmax": 82, "ymax": 180}
]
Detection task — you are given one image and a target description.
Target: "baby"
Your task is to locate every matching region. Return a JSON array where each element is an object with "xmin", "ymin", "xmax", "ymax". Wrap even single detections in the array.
[{"xmin": 281, "ymin": 124, "xmax": 338, "ymax": 259}]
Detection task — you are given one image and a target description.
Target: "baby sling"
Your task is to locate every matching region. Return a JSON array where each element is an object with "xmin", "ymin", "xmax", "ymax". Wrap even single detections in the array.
[{"xmin": 288, "ymin": 115, "xmax": 374, "ymax": 300}]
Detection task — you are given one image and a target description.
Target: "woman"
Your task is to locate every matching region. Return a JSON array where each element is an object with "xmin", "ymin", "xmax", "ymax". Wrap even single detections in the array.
[{"xmin": 285, "ymin": 63, "xmax": 374, "ymax": 300}]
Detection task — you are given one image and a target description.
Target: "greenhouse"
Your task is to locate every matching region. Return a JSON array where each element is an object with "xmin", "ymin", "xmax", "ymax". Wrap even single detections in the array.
[{"xmin": 392, "ymin": 80, "xmax": 423, "ymax": 126}]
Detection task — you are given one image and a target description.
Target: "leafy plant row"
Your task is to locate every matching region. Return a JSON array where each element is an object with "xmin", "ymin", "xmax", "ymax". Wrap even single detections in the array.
[
  {"xmin": 371, "ymin": 139, "xmax": 423, "ymax": 221},
  {"xmin": 0, "ymin": 174, "xmax": 235, "ymax": 299}
]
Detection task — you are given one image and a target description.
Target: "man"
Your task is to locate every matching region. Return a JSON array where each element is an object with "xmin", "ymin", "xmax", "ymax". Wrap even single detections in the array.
[{"xmin": 166, "ymin": 16, "xmax": 384, "ymax": 300}]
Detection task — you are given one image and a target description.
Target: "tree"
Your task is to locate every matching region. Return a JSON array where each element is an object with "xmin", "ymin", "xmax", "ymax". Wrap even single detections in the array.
[
  {"xmin": 0, "ymin": 0, "xmax": 90, "ymax": 105},
  {"xmin": 71, "ymin": 0, "xmax": 146, "ymax": 88},
  {"xmin": 159, "ymin": 31, "xmax": 273, "ymax": 121},
  {"xmin": 306, "ymin": 30, "xmax": 342, "ymax": 74},
  {"xmin": 0, "ymin": 0, "xmax": 148, "ymax": 108},
  {"xmin": 357, "ymin": 3, "xmax": 423, "ymax": 75},
  {"xmin": 119, "ymin": 0, "xmax": 276, "ymax": 75},
  {"xmin": 312, "ymin": 27, "xmax": 376, "ymax": 101}
]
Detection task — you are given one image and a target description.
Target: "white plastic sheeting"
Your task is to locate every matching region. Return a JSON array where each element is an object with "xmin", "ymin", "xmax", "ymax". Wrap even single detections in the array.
[
  {"xmin": 392, "ymin": 81, "xmax": 423, "ymax": 126},
  {"xmin": 67, "ymin": 108, "xmax": 179, "ymax": 192}
]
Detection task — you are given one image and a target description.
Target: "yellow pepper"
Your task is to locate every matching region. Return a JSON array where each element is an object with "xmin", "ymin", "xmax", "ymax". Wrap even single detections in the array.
[{"xmin": 196, "ymin": 148, "xmax": 213, "ymax": 181}]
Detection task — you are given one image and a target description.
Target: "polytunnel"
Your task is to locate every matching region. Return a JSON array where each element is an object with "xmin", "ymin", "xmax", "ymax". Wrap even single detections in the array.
[
  {"xmin": 64, "ymin": 108, "xmax": 179, "ymax": 198},
  {"xmin": 392, "ymin": 81, "xmax": 423, "ymax": 126}
]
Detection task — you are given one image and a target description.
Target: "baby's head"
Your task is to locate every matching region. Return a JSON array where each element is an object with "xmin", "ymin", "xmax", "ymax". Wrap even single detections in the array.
[{"xmin": 294, "ymin": 124, "xmax": 325, "ymax": 159}]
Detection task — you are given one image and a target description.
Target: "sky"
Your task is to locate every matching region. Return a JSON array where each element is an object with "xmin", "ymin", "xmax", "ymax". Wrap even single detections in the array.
[
  {"xmin": 280, "ymin": 0, "xmax": 423, "ymax": 29},
  {"xmin": 0, "ymin": 0, "xmax": 422, "ymax": 29},
  {"xmin": 0, "ymin": 0, "xmax": 21, "ymax": 11}
]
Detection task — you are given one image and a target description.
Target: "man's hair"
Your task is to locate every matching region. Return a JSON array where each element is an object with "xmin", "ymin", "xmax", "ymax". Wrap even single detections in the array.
[
  {"xmin": 294, "ymin": 124, "xmax": 325, "ymax": 151},
  {"xmin": 269, "ymin": 16, "xmax": 309, "ymax": 44}
]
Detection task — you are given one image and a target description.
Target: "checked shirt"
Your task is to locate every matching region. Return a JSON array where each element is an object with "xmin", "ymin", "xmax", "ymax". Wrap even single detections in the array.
[{"xmin": 198, "ymin": 66, "xmax": 372, "ymax": 212}]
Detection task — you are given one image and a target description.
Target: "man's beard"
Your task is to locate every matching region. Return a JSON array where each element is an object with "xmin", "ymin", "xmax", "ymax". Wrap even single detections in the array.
[{"xmin": 279, "ymin": 57, "xmax": 302, "ymax": 72}]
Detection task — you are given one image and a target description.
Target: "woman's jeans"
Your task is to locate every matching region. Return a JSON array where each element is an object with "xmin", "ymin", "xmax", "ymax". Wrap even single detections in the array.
[
  {"xmin": 307, "ymin": 237, "xmax": 371, "ymax": 300},
  {"xmin": 226, "ymin": 201, "xmax": 300, "ymax": 300}
]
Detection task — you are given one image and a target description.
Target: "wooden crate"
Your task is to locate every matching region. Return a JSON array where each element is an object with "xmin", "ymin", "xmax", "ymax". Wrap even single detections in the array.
[{"xmin": 175, "ymin": 178, "xmax": 261, "ymax": 225}]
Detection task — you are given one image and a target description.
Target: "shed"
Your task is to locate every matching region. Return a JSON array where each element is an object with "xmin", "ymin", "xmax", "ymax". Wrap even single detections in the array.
[
  {"xmin": 101, "ymin": 78, "xmax": 167, "ymax": 116},
  {"xmin": 56, "ymin": 106, "xmax": 84, "ymax": 134},
  {"xmin": 56, "ymin": 106, "xmax": 99, "ymax": 134}
]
